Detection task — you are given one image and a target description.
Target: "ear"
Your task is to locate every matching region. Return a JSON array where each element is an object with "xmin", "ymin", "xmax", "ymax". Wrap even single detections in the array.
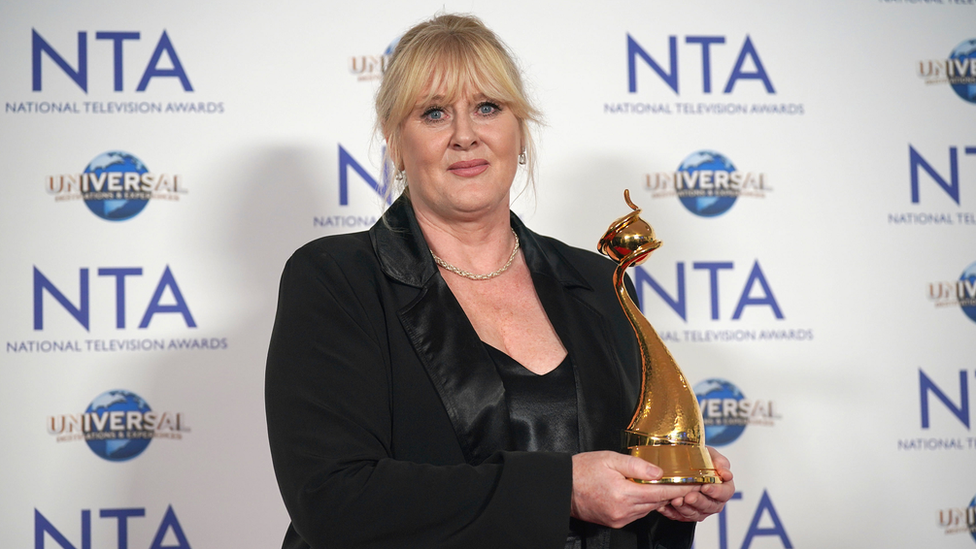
[
  {"xmin": 518, "ymin": 121, "xmax": 528, "ymax": 154},
  {"xmin": 384, "ymin": 129, "xmax": 403, "ymax": 171}
]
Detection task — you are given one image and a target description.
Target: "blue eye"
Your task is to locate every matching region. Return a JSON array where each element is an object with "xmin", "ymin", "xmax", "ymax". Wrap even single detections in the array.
[
  {"xmin": 478, "ymin": 102, "xmax": 500, "ymax": 115},
  {"xmin": 423, "ymin": 107, "xmax": 445, "ymax": 121}
]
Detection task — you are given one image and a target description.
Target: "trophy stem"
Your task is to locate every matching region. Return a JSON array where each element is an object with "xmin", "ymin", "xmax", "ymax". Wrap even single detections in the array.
[{"xmin": 613, "ymin": 247, "xmax": 721, "ymax": 485}]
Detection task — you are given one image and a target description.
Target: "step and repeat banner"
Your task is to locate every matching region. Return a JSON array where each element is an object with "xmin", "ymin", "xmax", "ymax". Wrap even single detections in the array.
[{"xmin": 2, "ymin": 0, "xmax": 975, "ymax": 547}]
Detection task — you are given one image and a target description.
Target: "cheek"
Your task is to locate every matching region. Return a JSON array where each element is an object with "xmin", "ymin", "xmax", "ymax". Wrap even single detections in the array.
[
  {"xmin": 404, "ymin": 144, "xmax": 446, "ymax": 180},
  {"xmin": 496, "ymin": 119, "xmax": 522, "ymax": 156}
]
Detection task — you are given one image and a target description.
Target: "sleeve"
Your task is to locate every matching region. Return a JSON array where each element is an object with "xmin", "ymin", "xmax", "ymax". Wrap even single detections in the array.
[{"xmin": 265, "ymin": 246, "xmax": 573, "ymax": 549}]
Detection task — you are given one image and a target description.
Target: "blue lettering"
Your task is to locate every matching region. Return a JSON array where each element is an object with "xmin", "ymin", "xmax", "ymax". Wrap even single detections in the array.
[
  {"xmin": 98, "ymin": 268, "xmax": 142, "ymax": 329},
  {"xmin": 338, "ymin": 145, "xmax": 391, "ymax": 205},
  {"xmin": 32, "ymin": 30, "xmax": 196, "ymax": 93},
  {"xmin": 32, "ymin": 30, "xmax": 87, "ymax": 92},
  {"xmin": 139, "ymin": 266, "xmax": 196, "ymax": 328},
  {"xmin": 34, "ymin": 267, "xmax": 89, "ymax": 331},
  {"xmin": 99, "ymin": 509, "xmax": 144, "ymax": 549},
  {"xmin": 724, "ymin": 36, "xmax": 775, "ymax": 94},
  {"xmin": 741, "ymin": 490, "xmax": 793, "ymax": 549},
  {"xmin": 35, "ymin": 509, "xmax": 90, "ymax": 549},
  {"xmin": 693, "ymin": 261, "xmax": 734, "ymax": 320},
  {"xmin": 95, "ymin": 32, "xmax": 140, "ymax": 92},
  {"xmin": 732, "ymin": 261, "xmax": 784, "ymax": 320},
  {"xmin": 628, "ymin": 34, "xmax": 774, "ymax": 95},
  {"xmin": 685, "ymin": 36, "xmax": 725, "ymax": 94},
  {"xmin": 908, "ymin": 145, "xmax": 976, "ymax": 205},
  {"xmin": 627, "ymin": 35, "xmax": 678, "ymax": 93},
  {"xmin": 636, "ymin": 261, "xmax": 784, "ymax": 321},
  {"xmin": 716, "ymin": 492, "xmax": 743, "ymax": 549},
  {"xmin": 136, "ymin": 31, "xmax": 193, "ymax": 92},
  {"xmin": 35, "ymin": 507, "xmax": 189, "ymax": 549},
  {"xmin": 149, "ymin": 506, "xmax": 191, "ymax": 549},
  {"xmin": 919, "ymin": 369, "xmax": 970, "ymax": 429},
  {"xmin": 634, "ymin": 263, "xmax": 686, "ymax": 321}
]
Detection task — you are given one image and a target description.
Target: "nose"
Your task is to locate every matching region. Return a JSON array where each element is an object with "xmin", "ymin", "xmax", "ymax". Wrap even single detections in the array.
[{"xmin": 450, "ymin": 112, "xmax": 478, "ymax": 150}]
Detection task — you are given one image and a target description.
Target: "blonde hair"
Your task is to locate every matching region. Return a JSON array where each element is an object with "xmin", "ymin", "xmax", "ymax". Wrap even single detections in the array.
[{"xmin": 375, "ymin": 14, "xmax": 540, "ymax": 198}]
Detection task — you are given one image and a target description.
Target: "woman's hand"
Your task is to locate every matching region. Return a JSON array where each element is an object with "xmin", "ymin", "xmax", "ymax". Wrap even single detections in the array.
[
  {"xmin": 656, "ymin": 447, "xmax": 736, "ymax": 522},
  {"xmin": 570, "ymin": 451, "xmax": 700, "ymax": 528}
]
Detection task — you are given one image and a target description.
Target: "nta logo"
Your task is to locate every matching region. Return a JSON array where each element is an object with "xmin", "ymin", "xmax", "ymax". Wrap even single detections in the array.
[
  {"xmin": 636, "ymin": 260, "xmax": 783, "ymax": 322},
  {"xmin": 898, "ymin": 368, "xmax": 975, "ymax": 452},
  {"xmin": 32, "ymin": 29, "xmax": 192, "ymax": 92},
  {"xmin": 33, "ymin": 265, "xmax": 196, "ymax": 331},
  {"xmin": 46, "ymin": 389, "xmax": 189, "ymax": 461},
  {"xmin": 36, "ymin": 505, "xmax": 192, "ymax": 549},
  {"xmin": 313, "ymin": 145, "xmax": 390, "ymax": 229},
  {"xmin": 909, "ymin": 145, "xmax": 976, "ymax": 206},
  {"xmin": 919, "ymin": 368, "xmax": 973, "ymax": 431},
  {"xmin": 45, "ymin": 151, "xmax": 186, "ymax": 221},
  {"xmin": 628, "ymin": 34, "xmax": 774, "ymax": 95}
]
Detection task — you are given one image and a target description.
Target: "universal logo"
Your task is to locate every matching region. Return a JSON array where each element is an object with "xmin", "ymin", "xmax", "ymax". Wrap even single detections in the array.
[
  {"xmin": 694, "ymin": 378, "xmax": 780, "ymax": 447},
  {"xmin": 918, "ymin": 38, "xmax": 976, "ymax": 104},
  {"xmin": 45, "ymin": 151, "xmax": 185, "ymax": 221},
  {"xmin": 937, "ymin": 498, "xmax": 976, "ymax": 541},
  {"xmin": 643, "ymin": 150, "xmax": 770, "ymax": 217},
  {"xmin": 349, "ymin": 38, "xmax": 399, "ymax": 82},
  {"xmin": 927, "ymin": 260, "xmax": 976, "ymax": 324},
  {"xmin": 47, "ymin": 389, "xmax": 189, "ymax": 462}
]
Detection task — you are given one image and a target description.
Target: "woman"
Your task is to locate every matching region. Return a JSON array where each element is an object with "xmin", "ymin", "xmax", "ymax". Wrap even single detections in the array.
[{"xmin": 266, "ymin": 14, "xmax": 734, "ymax": 549}]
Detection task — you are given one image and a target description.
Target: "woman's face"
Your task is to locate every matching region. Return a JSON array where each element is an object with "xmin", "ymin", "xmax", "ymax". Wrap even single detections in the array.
[{"xmin": 396, "ymin": 87, "xmax": 522, "ymax": 224}]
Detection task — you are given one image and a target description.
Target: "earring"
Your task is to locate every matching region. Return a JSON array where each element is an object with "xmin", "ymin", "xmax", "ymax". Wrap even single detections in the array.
[
  {"xmin": 518, "ymin": 149, "xmax": 527, "ymax": 165},
  {"xmin": 394, "ymin": 169, "xmax": 405, "ymax": 183}
]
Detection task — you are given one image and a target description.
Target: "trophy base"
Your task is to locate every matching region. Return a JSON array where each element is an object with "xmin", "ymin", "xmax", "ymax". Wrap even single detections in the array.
[{"xmin": 623, "ymin": 430, "xmax": 722, "ymax": 484}]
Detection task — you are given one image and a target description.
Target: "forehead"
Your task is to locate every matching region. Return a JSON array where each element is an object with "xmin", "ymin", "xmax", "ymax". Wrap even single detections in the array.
[
  {"xmin": 411, "ymin": 53, "xmax": 508, "ymax": 101},
  {"xmin": 413, "ymin": 84, "xmax": 490, "ymax": 107}
]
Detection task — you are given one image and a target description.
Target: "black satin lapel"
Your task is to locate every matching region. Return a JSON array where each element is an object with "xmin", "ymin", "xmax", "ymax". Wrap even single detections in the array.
[
  {"xmin": 397, "ymin": 278, "xmax": 512, "ymax": 464},
  {"xmin": 533, "ymin": 274, "xmax": 627, "ymax": 453},
  {"xmin": 370, "ymin": 196, "xmax": 437, "ymax": 288}
]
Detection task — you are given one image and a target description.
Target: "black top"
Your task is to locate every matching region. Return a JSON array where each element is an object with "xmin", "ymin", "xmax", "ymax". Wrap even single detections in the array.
[
  {"xmin": 487, "ymin": 344, "xmax": 584, "ymax": 549},
  {"xmin": 487, "ymin": 345, "xmax": 580, "ymax": 454}
]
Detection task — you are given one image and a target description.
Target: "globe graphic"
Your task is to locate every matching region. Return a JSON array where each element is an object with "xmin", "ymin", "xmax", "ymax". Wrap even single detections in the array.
[
  {"xmin": 676, "ymin": 151, "xmax": 738, "ymax": 217},
  {"xmin": 85, "ymin": 389, "xmax": 153, "ymax": 461},
  {"xmin": 694, "ymin": 378, "xmax": 746, "ymax": 446},
  {"xmin": 969, "ymin": 494, "xmax": 976, "ymax": 543},
  {"xmin": 949, "ymin": 39, "xmax": 976, "ymax": 104},
  {"xmin": 83, "ymin": 151, "xmax": 150, "ymax": 221},
  {"xmin": 383, "ymin": 37, "xmax": 400, "ymax": 56},
  {"xmin": 960, "ymin": 261, "xmax": 976, "ymax": 323}
]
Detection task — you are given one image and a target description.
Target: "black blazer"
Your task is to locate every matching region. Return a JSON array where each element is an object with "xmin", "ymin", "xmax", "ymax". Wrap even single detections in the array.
[{"xmin": 266, "ymin": 197, "xmax": 694, "ymax": 549}]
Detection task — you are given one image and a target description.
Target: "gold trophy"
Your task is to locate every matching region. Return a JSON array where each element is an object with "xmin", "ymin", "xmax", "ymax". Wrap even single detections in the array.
[{"xmin": 598, "ymin": 190, "xmax": 721, "ymax": 484}]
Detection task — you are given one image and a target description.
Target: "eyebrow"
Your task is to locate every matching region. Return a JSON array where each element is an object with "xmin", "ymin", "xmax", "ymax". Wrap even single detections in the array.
[{"xmin": 414, "ymin": 92, "xmax": 490, "ymax": 107}]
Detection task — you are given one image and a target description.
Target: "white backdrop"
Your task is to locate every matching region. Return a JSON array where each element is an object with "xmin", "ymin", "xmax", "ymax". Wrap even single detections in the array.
[{"xmin": 2, "ymin": 1, "xmax": 975, "ymax": 547}]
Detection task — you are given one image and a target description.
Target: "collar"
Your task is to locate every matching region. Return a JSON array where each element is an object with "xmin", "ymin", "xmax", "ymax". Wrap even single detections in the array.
[{"xmin": 369, "ymin": 195, "xmax": 594, "ymax": 292}]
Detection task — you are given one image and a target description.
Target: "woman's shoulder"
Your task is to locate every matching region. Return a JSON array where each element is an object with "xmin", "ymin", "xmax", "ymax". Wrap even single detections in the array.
[
  {"xmin": 524, "ymin": 228, "xmax": 636, "ymax": 302},
  {"xmin": 530, "ymin": 230, "xmax": 617, "ymax": 277},
  {"xmin": 282, "ymin": 230, "xmax": 380, "ymax": 280},
  {"xmin": 291, "ymin": 230, "xmax": 373, "ymax": 260}
]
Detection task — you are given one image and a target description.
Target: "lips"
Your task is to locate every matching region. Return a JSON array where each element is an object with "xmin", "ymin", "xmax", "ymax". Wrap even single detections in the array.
[{"xmin": 448, "ymin": 159, "xmax": 489, "ymax": 177}]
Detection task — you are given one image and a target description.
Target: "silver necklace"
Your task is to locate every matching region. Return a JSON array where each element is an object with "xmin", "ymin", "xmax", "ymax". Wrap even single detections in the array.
[{"xmin": 430, "ymin": 229, "xmax": 520, "ymax": 281}]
